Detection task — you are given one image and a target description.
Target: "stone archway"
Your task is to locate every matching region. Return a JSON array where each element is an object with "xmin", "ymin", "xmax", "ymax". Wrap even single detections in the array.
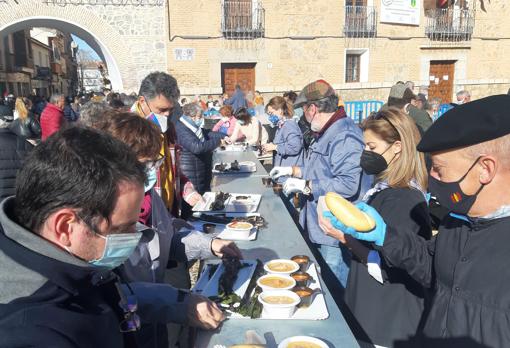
[{"xmin": 0, "ymin": 1, "xmax": 168, "ymax": 92}]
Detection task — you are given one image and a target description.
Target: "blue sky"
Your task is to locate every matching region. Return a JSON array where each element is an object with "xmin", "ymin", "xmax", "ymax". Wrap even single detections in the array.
[{"xmin": 71, "ymin": 34, "xmax": 100, "ymax": 60}]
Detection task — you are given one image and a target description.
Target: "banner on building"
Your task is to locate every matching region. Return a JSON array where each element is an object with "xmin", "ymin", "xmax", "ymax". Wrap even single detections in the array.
[
  {"xmin": 380, "ymin": 0, "xmax": 420, "ymax": 26},
  {"xmin": 174, "ymin": 48, "xmax": 195, "ymax": 61}
]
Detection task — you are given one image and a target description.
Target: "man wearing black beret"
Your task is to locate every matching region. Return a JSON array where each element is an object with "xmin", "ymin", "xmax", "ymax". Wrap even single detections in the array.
[{"xmin": 324, "ymin": 94, "xmax": 510, "ymax": 347}]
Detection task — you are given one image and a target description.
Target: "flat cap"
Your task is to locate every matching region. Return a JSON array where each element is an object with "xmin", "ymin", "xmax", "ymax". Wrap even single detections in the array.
[
  {"xmin": 417, "ymin": 94, "xmax": 510, "ymax": 153},
  {"xmin": 387, "ymin": 84, "xmax": 416, "ymax": 107},
  {"xmin": 294, "ymin": 80, "xmax": 336, "ymax": 108}
]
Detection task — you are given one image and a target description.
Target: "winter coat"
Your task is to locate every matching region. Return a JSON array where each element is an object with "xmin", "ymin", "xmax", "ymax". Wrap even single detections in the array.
[
  {"xmin": 345, "ymin": 188, "xmax": 431, "ymax": 347},
  {"xmin": 299, "ymin": 116, "xmax": 366, "ymax": 246},
  {"xmin": 224, "ymin": 88, "xmax": 248, "ymax": 112},
  {"xmin": 175, "ymin": 119, "xmax": 224, "ymax": 193},
  {"xmin": 9, "ymin": 112, "xmax": 41, "ymax": 139},
  {"xmin": 273, "ymin": 119, "xmax": 304, "ymax": 183},
  {"xmin": 40, "ymin": 103, "xmax": 64, "ymax": 140},
  {"xmin": 0, "ymin": 197, "xmax": 135, "ymax": 348},
  {"xmin": 0, "ymin": 128, "xmax": 33, "ymax": 200}
]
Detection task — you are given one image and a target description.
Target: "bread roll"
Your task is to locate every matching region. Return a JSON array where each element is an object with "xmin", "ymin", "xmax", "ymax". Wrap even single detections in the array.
[{"xmin": 324, "ymin": 192, "xmax": 375, "ymax": 232}]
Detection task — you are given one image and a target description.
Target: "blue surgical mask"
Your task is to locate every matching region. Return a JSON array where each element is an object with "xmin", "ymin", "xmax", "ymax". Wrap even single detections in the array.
[
  {"xmin": 144, "ymin": 168, "xmax": 157, "ymax": 192},
  {"xmin": 268, "ymin": 114, "xmax": 279, "ymax": 125},
  {"xmin": 89, "ymin": 230, "xmax": 143, "ymax": 269}
]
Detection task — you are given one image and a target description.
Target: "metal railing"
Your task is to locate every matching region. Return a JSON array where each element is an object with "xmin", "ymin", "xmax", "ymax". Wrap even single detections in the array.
[
  {"xmin": 344, "ymin": 6, "xmax": 377, "ymax": 38},
  {"xmin": 222, "ymin": 0, "xmax": 265, "ymax": 40},
  {"xmin": 426, "ymin": 8, "xmax": 475, "ymax": 42}
]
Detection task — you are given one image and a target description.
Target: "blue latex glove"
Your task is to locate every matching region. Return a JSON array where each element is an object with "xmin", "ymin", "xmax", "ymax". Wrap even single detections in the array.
[{"xmin": 322, "ymin": 202, "xmax": 387, "ymax": 246}]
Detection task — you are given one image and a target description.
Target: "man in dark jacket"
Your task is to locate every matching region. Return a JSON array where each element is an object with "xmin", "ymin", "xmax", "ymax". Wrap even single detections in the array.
[
  {"xmin": 0, "ymin": 128, "xmax": 33, "ymax": 200},
  {"xmin": 328, "ymin": 95, "xmax": 510, "ymax": 348},
  {"xmin": 0, "ymin": 127, "xmax": 147, "ymax": 347},
  {"xmin": 386, "ymin": 84, "xmax": 432, "ymax": 133}
]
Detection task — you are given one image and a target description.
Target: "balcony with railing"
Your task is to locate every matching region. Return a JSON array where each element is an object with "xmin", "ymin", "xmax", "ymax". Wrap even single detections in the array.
[
  {"xmin": 425, "ymin": 8, "xmax": 475, "ymax": 42},
  {"xmin": 344, "ymin": 6, "xmax": 377, "ymax": 38},
  {"xmin": 222, "ymin": 0, "xmax": 265, "ymax": 40}
]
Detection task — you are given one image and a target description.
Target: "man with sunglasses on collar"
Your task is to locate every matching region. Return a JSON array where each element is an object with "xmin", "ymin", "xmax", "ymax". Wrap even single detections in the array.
[
  {"xmin": 324, "ymin": 95, "xmax": 510, "ymax": 347},
  {"xmin": 0, "ymin": 127, "xmax": 147, "ymax": 347},
  {"xmin": 270, "ymin": 80, "xmax": 367, "ymax": 293}
]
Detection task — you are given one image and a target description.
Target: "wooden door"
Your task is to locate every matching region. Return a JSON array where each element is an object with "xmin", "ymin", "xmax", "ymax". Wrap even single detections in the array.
[
  {"xmin": 428, "ymin": 60, "xmax": 455, "ymax": 104},
  {"xmin": 221, "ymin": 63, "xmax": 256, "ymax": 96}
]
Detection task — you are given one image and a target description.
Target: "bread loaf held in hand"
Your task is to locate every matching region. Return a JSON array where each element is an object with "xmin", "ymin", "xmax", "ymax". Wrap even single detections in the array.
[{"xmin": 324, "ymin": 192, "xmax": 375, "ymax": 232}]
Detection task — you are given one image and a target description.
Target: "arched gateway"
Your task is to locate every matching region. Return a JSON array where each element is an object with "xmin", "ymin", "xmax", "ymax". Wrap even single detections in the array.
[{"xmin": 0, "ymin": 0, "xmax": 168, "ymax": 92}]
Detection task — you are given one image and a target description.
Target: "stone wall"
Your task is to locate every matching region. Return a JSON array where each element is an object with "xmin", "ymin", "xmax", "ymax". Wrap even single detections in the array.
[
  {"xmin": 0, "ymin": 0, "xmax": 167, "ymax": 92},
  {"xmin": 168, "ymin": 0, "xmax": 510, "ymax": 103}
]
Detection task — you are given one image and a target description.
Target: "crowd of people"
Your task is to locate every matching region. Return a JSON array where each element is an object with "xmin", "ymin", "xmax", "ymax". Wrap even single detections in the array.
[{"xmin": 0, "ymin": 70, "xmax": 509, "ymax": 348}]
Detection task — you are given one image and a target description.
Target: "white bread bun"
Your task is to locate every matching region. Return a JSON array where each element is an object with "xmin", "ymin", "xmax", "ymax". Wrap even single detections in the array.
[{"xmin": 324, "ymin": 192, "xmax": 375, "ymax": 232}]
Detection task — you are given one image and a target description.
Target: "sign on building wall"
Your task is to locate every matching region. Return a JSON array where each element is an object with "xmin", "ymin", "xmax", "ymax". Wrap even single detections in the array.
[
  {"xmin": 174, "ymin": 48, "xmax": 195, "ymax": 61},
  {"xmin": 380, "ymin": 0, "xmax": 420, "ymax": 26}
]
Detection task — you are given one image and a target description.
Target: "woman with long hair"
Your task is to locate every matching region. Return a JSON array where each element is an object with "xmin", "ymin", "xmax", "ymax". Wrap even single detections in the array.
[
  {"xmin": 10, "ymin": 97, "xmax": 41, "ymax": 139},
  {"xmin": 262, "ymin": 96, "xmax": 304, "ymax": 183},
  {"xmin": 320, "ymin": 108, "xmax": 431, "ymax": 347}
]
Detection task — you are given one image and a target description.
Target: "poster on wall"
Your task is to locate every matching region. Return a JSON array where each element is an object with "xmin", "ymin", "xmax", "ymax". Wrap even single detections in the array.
[{"xmin": 380, "ymin": 0, "xmax": 420, "ymax": 26}]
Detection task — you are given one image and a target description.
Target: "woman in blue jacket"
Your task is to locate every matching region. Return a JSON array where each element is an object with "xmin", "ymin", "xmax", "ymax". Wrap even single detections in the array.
[{"xmin": 262, "ymin": 96, "xmax": 304, "ymax": 183}]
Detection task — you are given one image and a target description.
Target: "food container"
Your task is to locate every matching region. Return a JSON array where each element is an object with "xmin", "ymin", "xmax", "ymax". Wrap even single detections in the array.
[
  {"xmin": 231, "ymin": 195, "xmax": 257, "ymax": 213},
  {"xmin": 239, "ymin": 161, "xmax": 257, "ymax": 172},
  {"xmin": 258, "ymin": 290, "xmax": 301, "ymax": 319},
  {"xmin": 292, "ymin": 286, "xmax": 321, "ymax": 308},
  {"xmin": 272, "ymin": 183, "xmax": 283, "ymax": 194},
  {"xmin": 257, "ymin": 274, "xmax": 296, "ymax": 291},
  {"xmin": 277, "ymin": 336, "xmax": 329, "ymax": 348},
  {"xmin": 226, "ymin": 221, "xmax": 253, "ymax": 239},
  {"xmin": 202, "ymin": 223, "xmax": 216, "ymax": 234},
  {"xmin": 261, "ymin": 177, "xmax": 273, "ymax": 187},
  {"xmin": 290, "ymin": 271, "xmax": 312, "ymax": 287},
  {"xmin": 291, "ymin": 255, "xmax": 310, "ymax": 272},
  {"xmin": 264, "ymin": 259, "xmax": 300, "ymax": 275}
]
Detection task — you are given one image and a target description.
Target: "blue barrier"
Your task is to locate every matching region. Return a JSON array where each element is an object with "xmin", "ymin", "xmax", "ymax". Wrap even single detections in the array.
[{"xmin": 344, "ymin": 100, "xmax": 384, "ymax": 123}]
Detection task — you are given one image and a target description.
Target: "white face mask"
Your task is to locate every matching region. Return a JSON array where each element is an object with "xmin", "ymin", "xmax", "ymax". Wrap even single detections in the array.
[{"xmin": 148, "ymin": 112, "xmax": 168, "ymax": 133}]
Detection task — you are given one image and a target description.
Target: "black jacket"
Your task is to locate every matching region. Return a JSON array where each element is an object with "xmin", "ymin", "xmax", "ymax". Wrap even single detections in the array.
[
  {"xmin": 175, "ymin": 119, "xmax": 224, "ymax": 194},
  {"xmin": 345, "ymin": 188, "xmax": 431, "ymax": 347},
  {"xmin": 0, "ymin": 128, "xmax": 34, "ymax": 200},
  {"xmin": 0, "ymin": 197, "xmax": 137, "ymax": 348},
  {"xmin": 9, "ymin": 112, "xmax": 41, "ymax": 139},
  {"xmin": 380, "ymin": 205, "xmax": 510, "ymax": 347}
]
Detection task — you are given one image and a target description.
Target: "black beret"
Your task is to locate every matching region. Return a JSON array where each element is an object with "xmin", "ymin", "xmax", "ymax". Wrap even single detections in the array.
[{"xmin": 417, "ymin": 94, "xmax": 510, "ymax": 153}]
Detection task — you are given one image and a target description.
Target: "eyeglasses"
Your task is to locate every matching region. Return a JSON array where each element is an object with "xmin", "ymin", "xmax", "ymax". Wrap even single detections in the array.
[
  {"xmin": 119, "ymin": 294, "xmax": 141, "ymax": 333},
  {"xmin": 143, "ymin": 154, "xmax": 165, "ymax": 171}
]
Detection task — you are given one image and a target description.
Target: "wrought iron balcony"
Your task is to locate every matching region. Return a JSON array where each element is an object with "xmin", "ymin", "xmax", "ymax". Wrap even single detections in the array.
[
  {"xmin": 426, "ymin": 8, "xmax": 475, "ymax": 42},
  {"xmin": 222, "ymin": 0, "xmax": 265, "ymax": 40},
  {"xmin": 344, "ymin": 6, "xmax": 377, "ymax": 38}
]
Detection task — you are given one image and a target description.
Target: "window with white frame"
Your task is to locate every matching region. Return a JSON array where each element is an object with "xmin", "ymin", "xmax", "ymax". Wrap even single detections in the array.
[{"xmin": 345, "ymin": 49, "xmax": 369, "ymax": 83}]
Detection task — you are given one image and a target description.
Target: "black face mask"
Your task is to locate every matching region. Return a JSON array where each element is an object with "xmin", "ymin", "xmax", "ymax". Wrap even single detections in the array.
[
  {"xmin": 360, "ymin": 147, "xmax": 392, "ymax": 175},
  {"xmin": 428, "ymin": 157, "xmax": 484, "ymax": 215}
]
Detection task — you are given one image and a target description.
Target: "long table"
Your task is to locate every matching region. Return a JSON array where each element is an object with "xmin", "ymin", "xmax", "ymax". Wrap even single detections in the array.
[{"xmin": 194, "ymin": 150, "xmax": 359, "ymax": 348}]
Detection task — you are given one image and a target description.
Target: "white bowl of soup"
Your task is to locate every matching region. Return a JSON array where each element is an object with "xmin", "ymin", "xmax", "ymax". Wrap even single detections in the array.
[
  {"xmin": 257, "ymin": 274, "xmax": 296, "ymax": 291},
  {"xmin": 226, "ymin": 221, "xmax": 253, "ymax": 238},
  {"xmin": 264, "ymin": 259, "xmax": 300, "ymax": 275},
  {"xmin": 277, "ymin": 336, "xmax": 329, "ymax": 348},
  {"xmin": 257, "ymin": 290, "xmax": 300, "ymax": 319}
]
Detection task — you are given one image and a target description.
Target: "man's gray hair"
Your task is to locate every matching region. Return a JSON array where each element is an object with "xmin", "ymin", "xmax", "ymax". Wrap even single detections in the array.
[
  {"xmin": 138, "ymin": 72, "xmax": 180, "ymax": 103},
  {"xmin": 457, "ymin": 90, "xmax": 471, "ymax": 98},
  {"xmin": 182, "ymin": 102, "xmax": 203, "ymax": 118},
  {"xmin": 50, "ymin": 94, "xmax": 64, "ymax": 105},
  {"xmin": 79, "ymin": 101, "xmax": 111, "ymax": 127}
]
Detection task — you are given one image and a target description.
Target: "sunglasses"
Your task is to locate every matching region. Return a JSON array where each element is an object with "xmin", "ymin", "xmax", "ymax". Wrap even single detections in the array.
[{"xmin": 370, "ymin": 112, "xmax": 399, "ymax": 135}]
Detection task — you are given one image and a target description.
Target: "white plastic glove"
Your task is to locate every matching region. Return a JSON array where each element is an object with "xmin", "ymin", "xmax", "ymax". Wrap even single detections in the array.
[
  {"xmin": 283, "ymin": 178, "xmax": 309, "ymax": 195},
  {"xmin": 269, "ymin": 166, "xmax": 293, "ymax": 179}
]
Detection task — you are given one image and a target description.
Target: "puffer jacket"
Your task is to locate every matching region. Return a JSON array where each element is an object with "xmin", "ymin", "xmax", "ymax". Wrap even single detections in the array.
[
  {"xmin": 0, "ymin": 128, "xmax": 33, "ymax": 200},
  {"xmin": 9, "ymin": 112, "xmax": 41, "ymax": 139},
  {"xmin": 174, "ymin": 119, "xmax": 224, "ymax": 193}
]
